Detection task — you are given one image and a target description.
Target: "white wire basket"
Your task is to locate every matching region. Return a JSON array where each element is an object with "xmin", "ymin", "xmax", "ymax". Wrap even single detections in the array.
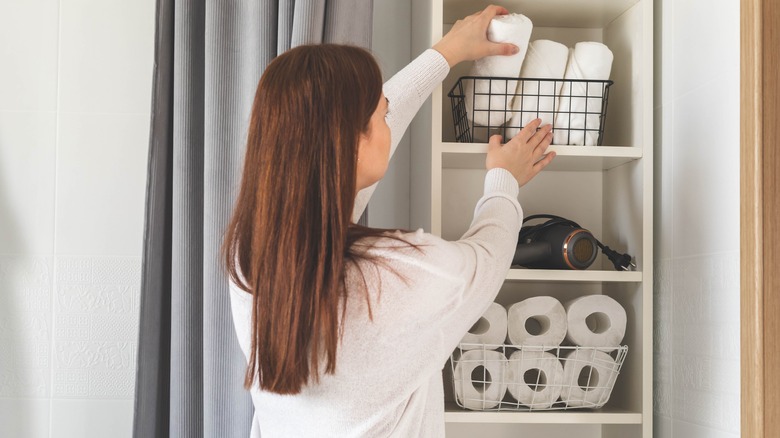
[{"xmin": 450, "ymin": 344, "xmax": 628, "ymax": 411}]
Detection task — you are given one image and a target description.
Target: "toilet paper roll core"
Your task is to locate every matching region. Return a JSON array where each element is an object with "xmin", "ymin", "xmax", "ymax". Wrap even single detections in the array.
[
  {"xmin": 507, "ymin": 296, "xmax": 567, "ymax": 347},
  {"xmin": 453, "ymin": 349, "xmax": 508, "ymax": 410},
  {"xmin": 565, "ymin": 295, "xmax": 626, "ymax": 350},
  {"xmin": 506, "ymin": 350, "xmax": 564, "ymax": 409},
  {"xmin": 560, "ymin": 349, "xmax": 618, "ymax": 408}
]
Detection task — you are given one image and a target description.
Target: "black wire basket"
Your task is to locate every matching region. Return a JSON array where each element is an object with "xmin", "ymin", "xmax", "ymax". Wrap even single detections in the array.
[{"xmin": 448, "ymin": 76, "xmax": 614, "ymax": 145}]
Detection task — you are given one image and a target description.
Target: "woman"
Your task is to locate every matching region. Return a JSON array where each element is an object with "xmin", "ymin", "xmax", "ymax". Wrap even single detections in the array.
[{"xmin": 223, "ymin": 5, "xmax": 555, "ymax": 437}]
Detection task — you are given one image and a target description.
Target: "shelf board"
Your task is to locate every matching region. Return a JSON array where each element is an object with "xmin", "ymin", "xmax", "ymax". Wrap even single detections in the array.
[
  {"xmin": 505, "ymin": 269, "xmax": 642, "ymax": 282},
  {"xmin": 443, "ymin": 0, "xmax": 640, "ymax": 28},
  {"xmin": 444, "ymin": 402, "xmax": 642, "ymax": 424},
  {"xmin": 441, "ymin": 143, "xmax": 642, "ymax": 171}
]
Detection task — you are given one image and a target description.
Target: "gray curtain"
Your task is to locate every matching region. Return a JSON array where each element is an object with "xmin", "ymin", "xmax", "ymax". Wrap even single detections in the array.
[{"xmin": 133, "ymin": 1, "xmax": 374, "ymax": 437}]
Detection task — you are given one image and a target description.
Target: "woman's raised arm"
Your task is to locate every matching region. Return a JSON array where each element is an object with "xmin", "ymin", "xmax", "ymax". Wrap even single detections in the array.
[{"xmin": 352, "ymin": 4, "xmax": 520, "ymax": 221}]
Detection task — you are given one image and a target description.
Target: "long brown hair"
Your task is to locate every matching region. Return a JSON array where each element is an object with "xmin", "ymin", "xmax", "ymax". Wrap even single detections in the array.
[{"xmin": 223, "ymin": 44, "xmax": 395, "ymax": 395}]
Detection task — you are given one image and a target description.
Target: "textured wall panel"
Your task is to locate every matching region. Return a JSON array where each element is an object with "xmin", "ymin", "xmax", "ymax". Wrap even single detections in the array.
[
  {"xmin": 52, "ymin": 256, "xmax": 141, "ymax": 399},
  {"xmin": 0, "ymin": 257, "xmax": 53, "ymax": 398}
]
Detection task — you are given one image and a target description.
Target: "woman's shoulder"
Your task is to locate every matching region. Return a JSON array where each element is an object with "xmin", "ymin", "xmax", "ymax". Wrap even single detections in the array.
[
  {"xmin": 355, "ymin": 228, "xmax": 443, "ymax": 253},
  {"xmin": 355, "ymin": 229, "xmax": 467, "ymax": 282}
]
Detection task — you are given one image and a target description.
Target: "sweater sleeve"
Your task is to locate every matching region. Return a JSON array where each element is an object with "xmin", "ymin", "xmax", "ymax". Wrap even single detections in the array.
[
  {"xmin": 432, "ymin": 168, "xmax": 522, "ymax": 359},
  {"xmin": 352, "ymin": 49, "xmax": 450, "ymax": 222},
  {"xmin": 364, "ymin": 167, "xmax": 522, "ymax": 366}
]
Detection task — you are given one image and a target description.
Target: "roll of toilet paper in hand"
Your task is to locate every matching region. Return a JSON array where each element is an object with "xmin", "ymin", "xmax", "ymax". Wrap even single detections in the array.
[
  {"xmin": 459, "ymin": 302, "xmax": 508, "ymax": 350},
  {"xmin": 560, "ymin": 349, "xmax": 619, "ymax": 407},
  {"xmin": 553, "ymin": 42, "xmax": 614, "ymax": 145},
  {"xmin": 505, "ymin": 350, "xmax": 564, "ymax": 409},
  {"xmin": 507, "ymin": 296, "xmax": 567, "ymax": 347},
  {"xmin": 564, "ymin": 295, "xmax": 627, "ymax": 351},
  {"xmin": 464, "ymin": 13, "xmax": 533, "ymax": 128},
  {"xmin": 453, "ymin": 349, "xmax": 508, "ymax": 410},
  {"xmin": 505, "ymin": 39, "xmax": 569, "ymax": 138}
]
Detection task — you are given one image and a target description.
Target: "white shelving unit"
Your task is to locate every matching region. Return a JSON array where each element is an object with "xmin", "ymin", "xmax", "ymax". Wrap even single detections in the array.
[
  {"xmin": 503, "ymin": 269, "xmax": 642, "ymax": 283},
  {"xmin": 410, "ymin": 0, "xmax": 653, "ymax": 437},
  {"xmin": 441, "ymin": 144, "xmax": 643, "ymax": 171},
  {"xmin": 443, "ymin": 402, "xmax": 643, "ymax": 424}
]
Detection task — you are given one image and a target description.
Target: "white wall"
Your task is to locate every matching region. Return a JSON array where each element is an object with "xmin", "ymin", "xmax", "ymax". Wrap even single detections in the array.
[
  {"xmin": 0, "ymin": 1, "xmax": 155, "ymax": 437},
  {"xmin": 0, "ymin": 0, "xmax": 744, "ymax": 437},
  {"xmin": 653, "ymin": 0, "xmax": 741, "ymax": 437}
]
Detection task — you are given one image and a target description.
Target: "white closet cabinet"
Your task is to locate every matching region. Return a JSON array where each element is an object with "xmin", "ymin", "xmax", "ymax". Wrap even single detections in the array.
[{"xmin": 409, "ymin": 0, "xmax": 653, "ymax": 437}]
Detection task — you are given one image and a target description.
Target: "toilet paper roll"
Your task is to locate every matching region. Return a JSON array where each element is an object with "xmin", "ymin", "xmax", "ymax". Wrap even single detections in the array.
[
  {"xmin": 553, "ymin": 42, "xmax": 614, "ymax": 145},
  {"xmin": 506, "ymin": 350, "xmax": 564, "ymax": 409},
  {"xmin": 453, "ymin": 349, "xmax": 508, "ymax": 410},
  {"xmin": 459, "ymin": 302, "xmax": 508, "ymax": 350},
  {"xmin": 464, "ymin": 13, "xmax": 533, "ymax": 128},
  {"xmin": 507, "ymin": 296, "xmax": 567, "ymax": 347},
  {"xmin": 560, "ymin": 349, "xmax": 618, "ymax": 407},
  {"xmin": 564, "ymin": 295, "xmax": 627, "ymax": 351},
  {"xmin": 505, "ymin": 39, "xmax": 569, "ymax": 138}
]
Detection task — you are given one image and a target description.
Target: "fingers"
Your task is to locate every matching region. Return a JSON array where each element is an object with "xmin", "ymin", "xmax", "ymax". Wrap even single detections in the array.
[
  {"xmin": 527, "ymin": 123, "xmax": 553, "ymax": 147},
  {"xmin": 489, "ymin": 42, "xmax": 520, "ymax": 56},
  {"xmin": 485, "ymin": 135, "xmax": 502, "ymax": 169},
  {"xmin": 533, "ymin": 151, "xmax": 556, "ymax": 172},
  {"xmin": 480, "ymin": 4, "xmax": 509, "ymax": 20},
  {"xmin": 513, "ymin": 118, "xmax": 542, "ymax": 143},
  {"xmin": 488, "ymin": 134, "xmax": 503, "ymax": 151},
  {"xmin": 535, "ymin": 134, "xmax": 552, "ymax": 157},
  {"xmin": 467, "ymin": 10, "xmax": 482, "ymax": 19}
]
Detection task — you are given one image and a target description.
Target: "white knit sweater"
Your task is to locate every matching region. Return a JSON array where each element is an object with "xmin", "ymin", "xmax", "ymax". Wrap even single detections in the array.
[{"xmin": 229, "ymin": 49, "xmax": 523, "ymax": 438}]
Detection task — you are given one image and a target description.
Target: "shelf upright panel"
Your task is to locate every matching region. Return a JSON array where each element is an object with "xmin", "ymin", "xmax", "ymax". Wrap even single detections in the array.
[{"xmin": 414, "ymin": 1, "xmax": 654, "ymax": 436}]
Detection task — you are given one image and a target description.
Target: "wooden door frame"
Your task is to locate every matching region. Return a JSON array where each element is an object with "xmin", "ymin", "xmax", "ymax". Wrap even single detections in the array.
[{"xmin": 742, "ymin": 0, "xmax": 779, "ymax": 436}]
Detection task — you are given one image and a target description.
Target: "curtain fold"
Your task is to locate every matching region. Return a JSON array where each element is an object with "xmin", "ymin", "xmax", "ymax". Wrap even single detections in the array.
[
  {"xmin": 134, "ymin": 1, "xmax": 374, "ymax": 437},
  {"xmin": 133, "ymin": 0, "xmax": 174, "ymax": 436}
]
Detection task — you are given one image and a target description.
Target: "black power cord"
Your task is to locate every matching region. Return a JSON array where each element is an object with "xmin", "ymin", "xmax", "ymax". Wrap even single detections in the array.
[{"xmin": 520, "ymin": 214, "xmax": 637, "ymax": 271}]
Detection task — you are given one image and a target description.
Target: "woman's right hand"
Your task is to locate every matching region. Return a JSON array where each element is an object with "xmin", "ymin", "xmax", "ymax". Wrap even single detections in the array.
[
  {"xmin": 432, "ymin": 5, "xmax": 520, "ymax": 68},
  {"xmin": 486, "ymin": 119, "xmax": 556, "ymax": 187}
]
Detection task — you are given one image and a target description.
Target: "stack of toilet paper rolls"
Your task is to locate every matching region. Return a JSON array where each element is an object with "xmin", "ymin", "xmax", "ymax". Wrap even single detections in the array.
[
  {"xmin": 452, "ymin": 296, "xmax": 627, "ymax": 410},
  {"xmin": 461, "ymin": 11, "xmax": 614, "ymax": 145}
]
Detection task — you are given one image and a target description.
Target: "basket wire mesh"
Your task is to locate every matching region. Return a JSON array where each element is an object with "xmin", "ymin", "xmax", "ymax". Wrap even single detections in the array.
[
  {"xmin": 450, "ymin": 343, "xmax": 628, "ymax": 411},
  {"xmin": 449, "ymin": 76, "xmax": 614, "ymax": 145}
]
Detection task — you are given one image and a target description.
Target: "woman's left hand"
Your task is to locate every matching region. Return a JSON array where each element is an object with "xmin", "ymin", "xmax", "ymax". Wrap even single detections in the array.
[{"xmin": 432, "ymin": 5, "xmax": 520, "ymax": 68}]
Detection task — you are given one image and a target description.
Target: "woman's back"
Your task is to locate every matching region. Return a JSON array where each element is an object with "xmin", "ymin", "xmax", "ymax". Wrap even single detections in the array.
[{"xmin": 230, "ymin": 218, "xmax": 520, "ymax": 437}]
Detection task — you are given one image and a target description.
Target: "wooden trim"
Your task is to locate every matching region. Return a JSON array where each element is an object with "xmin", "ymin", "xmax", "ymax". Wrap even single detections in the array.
[
  {"xmin": 742, "ymin": 0, "xmax": 780, "ymax": 436},
  {"xmin": 741, "ymin": 0, "xmax": 763, "ymax": 436},
  {"xmin": 762, "ymin": 0, "xmax": 780, "ymax": 433}
]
